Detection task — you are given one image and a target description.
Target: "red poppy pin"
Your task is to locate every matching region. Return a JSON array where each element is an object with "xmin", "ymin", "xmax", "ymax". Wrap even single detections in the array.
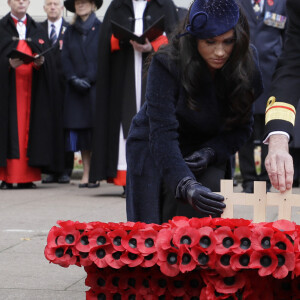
[
  {"xmin": 268, "ymin": 0, "xmax": 274, "ymax": 6},
  {"xmin": 38, "ymin": 39, "xmax": 45, "ymax": 44}
]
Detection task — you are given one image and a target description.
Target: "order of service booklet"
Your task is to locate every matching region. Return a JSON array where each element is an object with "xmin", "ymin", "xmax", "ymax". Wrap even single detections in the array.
[{"xmin": 111, "ymin": 15, "xmax": 165, "ymax": 44}]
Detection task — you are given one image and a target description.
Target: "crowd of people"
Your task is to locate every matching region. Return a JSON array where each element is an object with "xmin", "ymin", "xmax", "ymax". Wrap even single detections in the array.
[{"xmin": 0, "ymin": 0, "xmax": 300, "ymax": 223}]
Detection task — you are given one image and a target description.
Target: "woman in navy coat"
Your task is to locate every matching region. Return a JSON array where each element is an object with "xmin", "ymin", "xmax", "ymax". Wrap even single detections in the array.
[
  {"xmin": 62, "ymin": 0, "xmax": 102, "ymax": 187},
  {"xmin": 126, "ymin": 0, "xmax": 264, "ymax": 224}
]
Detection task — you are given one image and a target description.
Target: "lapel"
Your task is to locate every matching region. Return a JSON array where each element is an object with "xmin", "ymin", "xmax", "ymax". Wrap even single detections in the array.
[
  {"xmin": 58, "ymin": 19, "xmax": 68, "ymax": 40},
  {"xmin": 243, "ymin": 0, "xmax": 260, "ymax": 23},
  {"xmin": 79, "ymin": 20, "xmax": 99, "ymax": 61}
]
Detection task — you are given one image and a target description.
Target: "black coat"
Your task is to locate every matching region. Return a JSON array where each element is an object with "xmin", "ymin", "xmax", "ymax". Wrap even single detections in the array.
[
  {"xmin": 0, "ymin": 14, "xmax": 64, "ymax": 172},
  {"xmin": 61, "ymin": 16, "xmax": 101, "ymax": 129},
  {"xmin": 264, "ymin": 0, "xmax": 300, "ymax": 139},
  {"xmin": 126, "ymin": 53, "xmax": 263, "ymax": 223},
  {"xmin": 239, "ymin": 0, "xmax": 286, "ymax": 115},
  {"xmin": 89, "ymin": 0, "xmax": 179, "ymax": 182}
]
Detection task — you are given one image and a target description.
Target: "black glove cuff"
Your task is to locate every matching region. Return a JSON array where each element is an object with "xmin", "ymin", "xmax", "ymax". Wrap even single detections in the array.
[{"xmin": 175, "ymin": 176, "xmax": 194, "ymax": 200}]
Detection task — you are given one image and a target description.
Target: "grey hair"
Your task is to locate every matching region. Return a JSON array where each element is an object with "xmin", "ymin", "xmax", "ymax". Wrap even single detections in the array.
[{"xmin": 44, "ymin": 0, "xmax": 64, "ymax": 5}]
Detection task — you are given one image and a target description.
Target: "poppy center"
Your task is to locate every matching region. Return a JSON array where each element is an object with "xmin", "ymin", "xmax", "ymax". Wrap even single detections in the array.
[
  {"xmin": 198, "ymin": 253, "xmax": 209, "ymax": 265},
  {"xmin": 112, "ymin": 251, "xmax": 122, "ymax": 260},
  {"xmin": 96, "ymin": 248, "xmax": 106, "ymax": 259},
  {"xmin": 113, "ymin": 293, "xmax": 121, "ymax": 300},
  {"xmin": 199, "ymin": 236, "xmax": 211, "ymax": 248},
  {"xmin": 128, "ymin": 278, "xmax": 136, "ymax": 287},
  {"xmin": 145, "ymin": 238, "xmax": 154, "ymax": 248},
  {"xmin": 261, "ymin": 237, "xmax": 271, "ymax": 249},
  {"xmin": 239, "ymin": 254, "xmax": 250, "ymax": 266},
  {"xmin": 276, "ymin": 241, "xmax": 287, "ymax": 250},
  {"xmin": 158, "ymin": 278, "xmax": 167, "ymax": 288},
  {"xmin": 112, "ymin": 277, "xmax": 120, "ymax": 287},
  {"xmin": 97, "ymin": 278, "xmax": 105, "ymax": 287},
  {"xmin": 180, "ymin": 235, "xmax": 192, "ymax": 245},
  {"xmin": 220, "ymin": 254, "xmax": 231, "ymax": 266},
  {"xmin": 97, "ymin": 294, "xmax": 106, "ymax": 300},
  {"xmin": 190, "ymin": 279, "xmax": 199, "ymax": 288},
  {"xmin": 129, "ymin": 238, "xmax": 137, "ymax": 248},
  {"xmin": 167, "ymin": 253, "xmax": 177, "ymax": 264},
  {"xmin": 97, "ymin": 236, "xmax": 106, "ymax": 245},
  {"xmin": 144, "ymin": 253, "xmax": 154, "ymax": 260},
  {"xmin": 79, "ymin": 251, "xmax": 89, "ymax": 258},
  {"xmin": 55, "ymin": 247, "xmax": 64, "ymax": 258},
  {"xmin": 143, "ymin": 279, "xmax": 149, "ymax": 288},
  {"xmin": 80, "ymin": 236, "xmax": 89, "ymax": 245},
  {"xmin": 240, "ymin": 237, "xmax": 251, "ymax": 249},
  {"xmin": 260, "ymin": 255, "xmax": 272, "ymax": 267},
  {"xmin": 223, "ymin": 276, "xmax": 235, "ymax": 286},
  {"xmin": 173, "ymin": 280, "xmax": 184, "ymax": 288},
  {"xmin": 129, "ymin": 295, "xmax": 136, "ymax": 300},
  {"xmin": 222, "ymin": 237, "xmax": 234, "ymax": 248},
  {"xmin": 113, "ymin": 236, "xmax": 121, "ymax": 246},
  {"xmin": 277, "ymin": 254, "xmax": 285, "ymax": 267},
  {"xmin": 128, "ymin": 253, "xmax": 138, "ymax": 260},
  {"xmin": 182, "ymin": 253, "xmax": 191, "ymax": 265},
  {"xmin": 65, "ymin": 234, "xmax": 75, "ymax": 244}
]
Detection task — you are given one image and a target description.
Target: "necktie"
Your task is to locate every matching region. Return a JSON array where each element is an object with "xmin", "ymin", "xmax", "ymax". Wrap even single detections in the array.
[{"xmin": 50, "ymin": 24, "xmax": 57, "ymax": 45}]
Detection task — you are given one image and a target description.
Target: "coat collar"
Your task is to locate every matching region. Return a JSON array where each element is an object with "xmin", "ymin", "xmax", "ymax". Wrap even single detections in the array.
[{"xmin": 113, "ymin": 0, "xmax": 163, "ymax": 9}]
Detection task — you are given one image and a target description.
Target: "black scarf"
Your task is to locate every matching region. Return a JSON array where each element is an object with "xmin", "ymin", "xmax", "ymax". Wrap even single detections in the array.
[{"xmin": 74, "ymin": 12, "xmax": 96, "ymax": 41}]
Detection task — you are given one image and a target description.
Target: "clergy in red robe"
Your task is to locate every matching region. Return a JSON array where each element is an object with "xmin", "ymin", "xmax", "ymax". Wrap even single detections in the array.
[{"xmin": 0, "ymin": 0, "xmax": 64, "ymax": 189}]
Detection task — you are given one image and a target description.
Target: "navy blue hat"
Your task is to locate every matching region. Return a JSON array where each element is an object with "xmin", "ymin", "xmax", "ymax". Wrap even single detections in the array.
[
  {"xmin": 64, "ymin": 0, "xmax": 103, "ymax": 13},
  {"xmin": 186, "ymin": 0, "xmax": 239, "ymax": 39}
]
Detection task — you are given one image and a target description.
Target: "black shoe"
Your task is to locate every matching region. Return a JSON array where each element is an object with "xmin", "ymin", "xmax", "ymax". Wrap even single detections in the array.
[
  {"xmin": 78, "ymin": 183, "xmax": 88, "ymax": 188},
  {"xmin": 42, "ymin": 174, "xmax": 57, "ymax": 184},
  {"xmin": 88, "ymin": 182, "xmax": 100, "ymax": 188},
  {"xmin": 17, "ymin": 182, "xmax": 37, "ymax": 189},
  {"xmin": 0, "ymin": 181, "xmax": 13, "ymax": 190},
  {"xmin": 233, "ymin": 179, "xmax": 238, "ymax": 187},
  {"xmin": 58, "ymin": 174, "xmax": 70, "ymax": 184},
  {"xmin": 293, "ymin": 180, "xmax": 299, "ymax": 188},
  {"xmin": 121, "ymin": 186, "xmax": 126, "ymax": 198},
  {"xmin": 242, "ymin": 182, "xmax": 254, "ymax": 193}
]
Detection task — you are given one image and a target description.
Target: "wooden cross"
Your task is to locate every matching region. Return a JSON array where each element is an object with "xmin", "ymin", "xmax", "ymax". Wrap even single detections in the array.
[{"xmin": 219, "ymin": 180, "xmax": 300, "ymax": 222}]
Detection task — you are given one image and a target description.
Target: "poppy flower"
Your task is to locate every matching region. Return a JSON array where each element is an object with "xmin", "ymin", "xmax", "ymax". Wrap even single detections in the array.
[
  {"xmin": 271, "ymin": 231, "xmax": 294, "ymax": 253},
  {"xmin": 89, "ymin": 244, "xmax": 114, "ymax": 268},
  {"xmin": 233, "ymin": 226, "xmax": 252, "ymax": 254},
  {"xmin": 122, "ymin": 230, "xmax": 142, "ymax": 254},
  {"xmin": 85, "ymin": 271, "xmax": 107, "ymax": 291},
  {"xmin": 185, "ymin": 272, "xmax": 203, "ymax": 297},
  {"xmin": 291, "ymin": 273, "xmax": 300, "ymax": 298},
  {"xmin": 249, "ymin": 250, "xmax": 277, "ymax": 276},
  {"xmin": 272, "ymin": 275, "xmax": 294, "ymax": 299},
  {"xmin": 190, "ymin": 246, "xmax": 216, "ymax": 269},
  {"xmin": 44, "ymin": 245, "xmax": 77, "ymax": 267},
  {"xmin": 197, "ymin": 226, "xmax": 217, "ymax": 254},
  {"xmin": 189, "ymin": 216, "xmax": 213, "ymax": 229},
  {"xmin": 215, "ymin": 253, "xmax": 236, "ymax": 277},
  {"xmin": 86, "ymin": 289, "xmax": 112, "ymax": 300},
  {"xmin": 75, "ymin": 233, "xmax": 91, "ymax": 252},
  {"xmin": 137, "ymin": 228, "xmax": 158, "ymax": 254},
  {"xmin": 88, "ymin": 228, "xmax": 110, "ymax": 249},
  {"xmin": 149, "ymin": 272, "xmax": 169, "ymax": 296},
  {"xmin": 120, "ymin": 250, "xmax": 144, "ymax": 267},
  {"xmin": 173, "ymin": 226, "xmax": 200, "ymax": 248},
  {"xmin": 200, "ymin": 283, "xmax": 238, "ymax": 300},
  {"xmin": 251, "ymin": 226, "xmax": 274, "ymax": 251},
  {"xmin": 157, "ymin": 248, "xmax": 180, "ymax": 277},
  {"xmin": 231, "ymin": 251, "xmax": 252, "ymax": 271},
  {"xmin": 56, "ymin": 228, "xmax": 81, "ymax": 247},
  {"xmin": 106, "ymin": 272, "xmax": 123, "ymax": 293},
  {"xmin": 213, "ymin": 273, "xmax": 246, "ymax": 294},
  {"xmin": 105, "ymin": 250, "xmax": 126, "ymax": 269},
  {"xmin": 107, "ymin": 228, "xmax": 127, "ymax": 251},
  {"xmin": 293, "ymin": 252, "xmax": 300, "ymax": 276},
  {"xmin": 178, "ymin": 245, "xmax": 197, "ymax": 273},
  {"xmin": 272, "ymin": 252, "xmax": 295, "ymax": 279},
  {"xmin": 211, "ymin": 217, "xmax": 251, "ymax": 229},
  {"xmin": 78, "ymin": 251, "xmax": 93, "ymax": 267},
  {"xmin": 168, "ymin": 273, "xmax": 187, "ymax": 297},
  {"xmin": 46, "ymin": 226, "xmax": 63, "ymax": 248},
  {"xmin": 214, "ymin": 226, "xmax": 239, "ymax": 254},
  {"xmin": 140, "ymin": 251, "xmax": 159, "ymax": 268},
  {"xmin": 168, "ymin": 216, "xmax": 190, "ymax": 228},
  {"xmin": 156, "ymin": 228, "xmax": 175, "ymax": 251}
]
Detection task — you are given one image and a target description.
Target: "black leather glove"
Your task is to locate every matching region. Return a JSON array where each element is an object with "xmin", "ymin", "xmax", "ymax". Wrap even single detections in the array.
[
  {"xmin": 184, "ymin": 147, "xmax": 216, "ymax": 174},
  {"xmin": 69, "ymin": 76, "xmax": 91, "ymax": 93},
  {"xmin": 176, "ymin": 177, "xmax": 225, "ymax": 216}
]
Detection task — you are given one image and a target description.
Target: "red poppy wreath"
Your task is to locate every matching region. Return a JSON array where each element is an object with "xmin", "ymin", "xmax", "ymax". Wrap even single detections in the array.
[{"xmin": 45, "ymin": 217, "xmax": 300, "ymax": 299}]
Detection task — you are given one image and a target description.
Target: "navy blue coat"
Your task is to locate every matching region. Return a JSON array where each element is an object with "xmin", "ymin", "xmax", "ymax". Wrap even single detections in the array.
[
  {"xmin": 61, "ymin": 17, "xmax": 101, "ymax": 129},
  {"xmin": 239, "ymin": 0, "xmax": 286, "ymax": 115},
  {"xmin": 126, "ymin": 52, "xmax": 263, "ymax": 224}
]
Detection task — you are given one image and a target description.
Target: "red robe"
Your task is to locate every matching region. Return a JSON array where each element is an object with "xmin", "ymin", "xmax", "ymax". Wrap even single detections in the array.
[{"xmin": 0, "ymin": 29, "xmax": 41, "ymax": 183}]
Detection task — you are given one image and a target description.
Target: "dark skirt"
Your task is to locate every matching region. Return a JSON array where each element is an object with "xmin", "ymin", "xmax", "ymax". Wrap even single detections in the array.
[{"xmin": 65, "ymin": 129, "xmax": 93, "ymax": 152}]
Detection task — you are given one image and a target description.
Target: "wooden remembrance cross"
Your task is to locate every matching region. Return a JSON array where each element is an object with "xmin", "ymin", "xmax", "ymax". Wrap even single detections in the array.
[{"xmin": 218, "ymin": 180, "xmax": 300, "ymax": 222}]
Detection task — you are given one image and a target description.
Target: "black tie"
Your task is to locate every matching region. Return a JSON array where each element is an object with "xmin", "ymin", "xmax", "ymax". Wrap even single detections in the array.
[{"xmin": 50, "ymin": 24, "xmax": 57, "ymax": 45}]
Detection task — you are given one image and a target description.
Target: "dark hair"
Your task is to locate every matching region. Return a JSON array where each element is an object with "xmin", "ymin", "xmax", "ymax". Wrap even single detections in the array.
[{"xmin": 155, "ymin": 7, "xmax": 256, "ymax": 130}]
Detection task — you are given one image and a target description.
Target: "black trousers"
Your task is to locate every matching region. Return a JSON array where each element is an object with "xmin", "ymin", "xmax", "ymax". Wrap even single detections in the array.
[{"xmin": 238, "ymin": 114, "xmax": 269, "ymax": 187}]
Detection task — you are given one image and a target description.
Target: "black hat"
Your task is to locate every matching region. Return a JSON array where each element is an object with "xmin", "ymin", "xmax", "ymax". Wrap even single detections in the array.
[{"xmin": 64, "ymin": 0, "xmax": 103, "ymax": 13}]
